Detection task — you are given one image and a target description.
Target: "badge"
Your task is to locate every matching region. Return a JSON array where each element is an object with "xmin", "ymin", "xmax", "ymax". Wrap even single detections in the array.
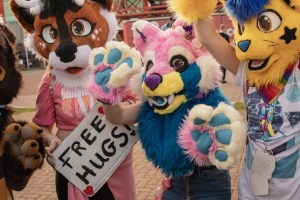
[{"xmin": 250, "ymin": 150, "xmax": 275, "ymax": 196}]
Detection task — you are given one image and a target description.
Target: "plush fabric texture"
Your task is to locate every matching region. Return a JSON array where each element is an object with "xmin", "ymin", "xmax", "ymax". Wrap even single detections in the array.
[
  {"xmin": 0, "ymin": 22, "xmax": 45, "ymax": 200},
  {"xmin": 86, "ymin": 41, "xmax": 141, "ymax": 104},
  {"xmin": 10, "ymin": 0, "xmax": 117, "ymax": 89},
  {"xmin": 132, "ymin": 20, "xmax": 243, "ymax": 176},
  {"xmin": 168, "ymin": 0, "xmax": 216, "ymax": 24},
  {"xmin": 225, "ymin": 0, "xmax": 269, "ymax": 24},
  {"xmin": 229, "ymin": 0, "xmax": 300, "ymax": 87},
  {"xmin": 138, "ymin": 89, "xmax": 229, "ymax": 176}
]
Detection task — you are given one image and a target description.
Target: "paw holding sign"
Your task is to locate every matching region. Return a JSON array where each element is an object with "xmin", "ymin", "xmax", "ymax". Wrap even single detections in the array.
[
  {"xmin": 86, "ymin": 41, "xmax": 142, "ymax": 105},
  {"xmin": 4, "ymin": 122, "xmax": 45, "ymax": 169},
  {"xmin": 179, "ymin": 102, "xmax": 247, "ymax": 170}
]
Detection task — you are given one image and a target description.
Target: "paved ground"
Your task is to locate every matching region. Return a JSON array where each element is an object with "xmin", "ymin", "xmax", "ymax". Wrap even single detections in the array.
[{"xmin": 11, "ymin": 69, "xmax": 245, "ymax": 200}]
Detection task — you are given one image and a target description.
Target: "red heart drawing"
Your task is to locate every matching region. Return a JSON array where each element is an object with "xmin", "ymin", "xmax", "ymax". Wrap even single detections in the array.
[
  {"xmin": 83, "ymin": 185, "xmax": 94, "ymax": 196},
  {"xmin": 98, "ymin": 107, "xmax": 104, "ymax": 114}
]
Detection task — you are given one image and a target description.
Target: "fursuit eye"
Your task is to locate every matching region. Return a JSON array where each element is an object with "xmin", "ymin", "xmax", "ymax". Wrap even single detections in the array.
[
  {"xmin": 170, "ymin": 55, "xmax": 188, "ymax": 72},
  {"xmin": 145, "ymin": 60, "xmax": 153, "ymax": 71},
  {"xmin": 71, "ymin": 19, "xmax": 93, "ymax": 37},
  {"xmin": 41, "ymin": 25, "xmax": 58, "ymax": 44},
  {"xmin": 257, "ymin": 10, "xmax": 282, "ymax": 33}
]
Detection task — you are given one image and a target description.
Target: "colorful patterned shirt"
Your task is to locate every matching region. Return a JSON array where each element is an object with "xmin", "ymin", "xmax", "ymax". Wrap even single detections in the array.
[{"xmin": 235, "ymin": 60, "xmax": 300, "ymax": 199}]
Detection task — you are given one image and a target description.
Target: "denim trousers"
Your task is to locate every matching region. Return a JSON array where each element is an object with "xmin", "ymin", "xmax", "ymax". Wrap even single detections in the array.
[{"xmin": 162, "ymin": 167, "xmax": 231, "ymax": 200}]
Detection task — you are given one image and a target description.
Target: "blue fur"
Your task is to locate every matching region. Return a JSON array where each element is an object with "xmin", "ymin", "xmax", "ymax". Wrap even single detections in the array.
[
  {"xmin": 138, "ymin": 59, "xmax": 231, "ymax": 176},
  {"xmin": 138, "ymin": 87, "xmax": 229, "ymax": 177},
  {"xmin": 226, "ymin": 0, "xmax": 269, "ymax": 24},
  {"xmin": 180, "ymin": 63, "xmax": 201, "ymax": 99}
]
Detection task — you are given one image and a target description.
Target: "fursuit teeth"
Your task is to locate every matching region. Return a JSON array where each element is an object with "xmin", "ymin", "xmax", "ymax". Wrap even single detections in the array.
[
  {"xmin": 225, "ymin": 0, "xmax": 269, "ymax": 24},
  {"xmin": 167, "ymin": 0, "xmax": 216, "ymax": 24}
]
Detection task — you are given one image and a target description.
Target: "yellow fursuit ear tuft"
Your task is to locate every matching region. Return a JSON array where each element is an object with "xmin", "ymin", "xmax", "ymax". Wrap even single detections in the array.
[{"xmin": 168, "ymin": 0, "xmax": 216, "ymax": 24}]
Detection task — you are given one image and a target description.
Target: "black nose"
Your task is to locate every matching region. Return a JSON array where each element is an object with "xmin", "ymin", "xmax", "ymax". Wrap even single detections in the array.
[{"xmin": 55, "ymin": 42, "xmax": 77, "ymax": 63}]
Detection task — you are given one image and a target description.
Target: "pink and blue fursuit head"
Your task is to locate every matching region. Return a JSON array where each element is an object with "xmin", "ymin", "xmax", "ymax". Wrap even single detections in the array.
[{"xmin": 87, "ymin": 20, "xmax": 247, "ymax": 177}]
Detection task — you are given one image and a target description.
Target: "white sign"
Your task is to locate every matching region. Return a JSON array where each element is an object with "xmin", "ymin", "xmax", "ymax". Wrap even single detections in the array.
[{"xmin": 52, "ymin": 102, "xmax": 138, "ymax": 197}]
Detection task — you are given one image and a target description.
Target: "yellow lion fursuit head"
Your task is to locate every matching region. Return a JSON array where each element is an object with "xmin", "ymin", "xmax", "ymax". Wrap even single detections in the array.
[{"xmin": 169, "ymin": 0, "xmax": 300, "ymax": 199}]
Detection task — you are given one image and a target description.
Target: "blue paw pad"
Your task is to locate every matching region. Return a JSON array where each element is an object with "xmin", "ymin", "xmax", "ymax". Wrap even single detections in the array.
[
  {"xmin": 95, "ymin": 68, "xmax": 112, "ymax": 93},
  {"xmin": 194, "ymin": 118, "xmax": 205, "ymax": 125},
  {"xmin": 209, "ymin": 113, "xmax": 231, "ymax": 127},
  {"xmin": 216, "ymin": 129, "xmax": 232, "ymax": 145},
  {"xmin": 191, "ymin": 130, "xmax": 213, "ymax": 155},
  {"xmin": 119, "ymin": 57, "xmax": 133, "ymax": 68},
  {"xmin": 107, "ymin": 48, "xmax": 122, "ymax": 64},
  {"xmin": 215, "ymin": 150, "xmax": 228, "ymax": 162},
  {"xmin": 94, "ymin": 54, "xmax": 104, "ymax": 66}
]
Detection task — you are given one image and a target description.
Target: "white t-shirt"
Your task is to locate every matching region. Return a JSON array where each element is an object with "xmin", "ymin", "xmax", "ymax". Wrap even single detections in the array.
[{"xmin": 235, "ymin": 60, "xmax": 300, "ymax": 200}]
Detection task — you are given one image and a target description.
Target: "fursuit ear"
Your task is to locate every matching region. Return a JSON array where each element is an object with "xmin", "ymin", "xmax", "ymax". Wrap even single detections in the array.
[
  {"xmin": 90, "ymin": 0, "xmax": 113, "ymax": 11},
  {"xmin": 132, "ymin": 20, "xmax": 162, "ymax": 54},
  {"xmin": 9, "ymin": 0, "xmax": 38, "ymax": 33},
  {"xmin": 0, "ymin": 24, "xmax": 16, "ymax": 45}
]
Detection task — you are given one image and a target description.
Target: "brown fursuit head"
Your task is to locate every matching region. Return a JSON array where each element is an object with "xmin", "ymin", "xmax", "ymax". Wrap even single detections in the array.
[
  {"xmin": 0, "ymin": 21, "xmax": 45, "ymax": 200},
  {"xmin": 10, "ymin": 0, "xmax": 117, "ymax": 88}
]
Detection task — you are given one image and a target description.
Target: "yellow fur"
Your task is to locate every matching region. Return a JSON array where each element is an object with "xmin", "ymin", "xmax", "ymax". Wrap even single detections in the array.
[
  {"xmin": 142, "ymin": 71, "xmax": 186, "ymax": 114},
  {"xmin": 291, "ymin": 0, "xmax": 300, "ymax": 11},
  {"xmin": 168, "ymin": 0, "xmax": 216, "ymax": 24},
  {"xmin": 246, "ymin": 54, "xmax": 298, "ymax": 87},
  {"xmin": 230, "ymin": 0, "xmax": 300, "ymax": 87}
]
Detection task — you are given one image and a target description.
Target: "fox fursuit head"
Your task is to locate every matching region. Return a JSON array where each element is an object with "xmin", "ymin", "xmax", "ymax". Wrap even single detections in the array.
[{"xmin": 10, "ymin": 0, "xmax": 117, "ymax": 88}]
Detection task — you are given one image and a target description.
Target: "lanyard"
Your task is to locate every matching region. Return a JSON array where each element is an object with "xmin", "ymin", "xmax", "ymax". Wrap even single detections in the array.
[{"xmin": 259, "ymin": 101, "xmax": 276, "ymax": 153}]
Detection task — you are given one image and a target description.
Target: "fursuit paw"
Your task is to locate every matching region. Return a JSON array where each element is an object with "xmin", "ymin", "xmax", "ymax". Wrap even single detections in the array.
[
  {"xmin": 4, "ymin": 122, "xmax": 45, "ymax": 170},
  {"xmin": 86, "ymin": 41, "xmax": 142, "ymax": 105},
  {"xmin": 179, "ymin": 102, "xmax": 247, "ymax": 169},
  {"xmin": 168, "ymin": 0, "xmax": 217, "ymax": 23}
]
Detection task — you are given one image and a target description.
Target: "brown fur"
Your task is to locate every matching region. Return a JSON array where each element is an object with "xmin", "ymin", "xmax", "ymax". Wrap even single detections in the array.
[
  {"xmin": 0, "ymin": 23, "xmax": 45, "ymax": 200},
  {"xmin": 32, "ymin": 2, "xmax": 110, "ymax": 59}
]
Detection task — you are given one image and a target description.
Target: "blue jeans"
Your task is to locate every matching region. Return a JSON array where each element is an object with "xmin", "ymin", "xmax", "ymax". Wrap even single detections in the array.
[{"xmin": 162, "ymin": 167, "xmax": 231, "ymax": 200}]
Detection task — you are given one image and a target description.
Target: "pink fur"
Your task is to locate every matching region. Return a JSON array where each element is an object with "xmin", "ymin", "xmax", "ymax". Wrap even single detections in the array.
[
  {"xmin": 147, "ymin": 63, "xmax": 175, "ymax": 76},
  {"xmin": 178, "ymin": 117, "xmax": 218, "ymax": 167},
  {"xmin": 134, "ymin": 22, "xmax": 202, "ymax": 77},
  {"xmin": 85, "ymin": 65, "xmax": 128, "ymax": 105},
  {"xmin": 214, "ymin": 70, "xmax": 223, "ymax": 86}
]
